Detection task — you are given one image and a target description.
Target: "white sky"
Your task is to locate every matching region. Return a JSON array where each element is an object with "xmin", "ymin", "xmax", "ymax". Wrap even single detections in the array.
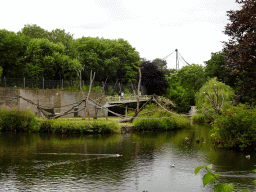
[{"xmin": 1, "ymin": 0, "xmax": 241, "ymax": 69}]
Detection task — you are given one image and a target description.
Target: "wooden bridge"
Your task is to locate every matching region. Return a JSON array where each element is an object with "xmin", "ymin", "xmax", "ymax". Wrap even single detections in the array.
[{"xmin": 105, "ymin": 94, "xmax": 175, "ymax": 107}]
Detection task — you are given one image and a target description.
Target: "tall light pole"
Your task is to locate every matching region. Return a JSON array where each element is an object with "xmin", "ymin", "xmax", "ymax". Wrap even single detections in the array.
[{"xmin": 175, "ymin": 49, "xmax": 179, "ymax": 70}]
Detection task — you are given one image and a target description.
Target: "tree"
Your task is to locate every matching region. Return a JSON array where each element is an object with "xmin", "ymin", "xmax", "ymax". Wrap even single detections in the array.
[
  {"xmin": 140, "ymin": 61, "xmax": 169, "ymax": 95},
  {"xmin": 20, "ymin": 24, "xmax": 74, "ymax": 54},
  {"xmin": 223, "ymin": 0, "xmax": 256, "ymax": 104},
  {"xmin": 165, "ymin": 64, "xmax": 207, "ymax": 112},
  {"xmin": 71, "ymin": 37, "xmax": 140, "ymax": 83},
  {"xmin": 195, "ymin": 77, "xmax": 235, "ymax": 120},
  {"xmin": 19, "ymin": 24, "xmax": 49, "ymax": 39},
  {"xmin": 24, "ymin": 38, "xmax": 75, "ymax": 80},
  {"xmin": 152, "ymin": 58, "xmax": 167, "ymax": 70},
  {"xmin": 0, "ymin": 29, "xmax": 29, "ymax": 78},
  {"xmin": 48, "ymin": 29, "xmax": 74, "ymax": 54}
]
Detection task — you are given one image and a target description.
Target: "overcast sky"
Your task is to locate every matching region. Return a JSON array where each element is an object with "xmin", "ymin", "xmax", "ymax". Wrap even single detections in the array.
[{"xmin": 1, "ymin": 0, "xmax": 241, "ymax": 69}]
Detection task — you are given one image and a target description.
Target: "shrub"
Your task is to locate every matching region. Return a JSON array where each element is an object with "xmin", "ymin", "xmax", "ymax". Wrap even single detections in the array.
[
  {"xmin": 211, "ymin": 104, "xmax": 256, "ymax": 149},
  {"xmin": 133, "ymin": 116, "xmax": 190, "ymax": 131},
  {"xmin": 191, "ymin": 115, "xmax": 211, "ymax": 124},
  {"xmin": 38, "ymin": 119, "xmax": 120, "ymax": 134},
  {"xmin": 195, "ymin": 77, "xmax": 234, "ymax": 110},
  {"xmin": 0, "ymin": 105, "xmax": 37, "ymax": 132}
]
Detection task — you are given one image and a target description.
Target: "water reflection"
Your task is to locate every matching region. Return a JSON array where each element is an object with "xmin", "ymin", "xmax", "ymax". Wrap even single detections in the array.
[{"xmin": 0, "ymin": 125, "xmax": 255, "ymax": 192}]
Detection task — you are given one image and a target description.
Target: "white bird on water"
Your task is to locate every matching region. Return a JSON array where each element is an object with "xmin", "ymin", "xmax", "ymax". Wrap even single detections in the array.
[
  {"xmin": 115, "ymin": 154, "xmax": 123, "ymax": 157},
  {"xmin": 171, "ymin": 164, "xmax": 175, "ymax": 168}
]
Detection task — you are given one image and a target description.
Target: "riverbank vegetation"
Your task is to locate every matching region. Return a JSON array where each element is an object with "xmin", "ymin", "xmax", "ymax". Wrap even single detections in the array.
[
  {"xmin": 0, "ymin": 105, "xmax": 120, "ymax": 133},
  {"xmin": 0, "ymin": 103, "xmax": 190, "ymax": 134},
  {"xmin": 129, "ymin": 103, "xmax": 191, "ymax": 131}
]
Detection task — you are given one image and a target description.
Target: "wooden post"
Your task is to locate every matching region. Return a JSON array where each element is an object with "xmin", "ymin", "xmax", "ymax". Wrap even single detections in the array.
[
  {"xmin": 136, "ymin": 68, "xmax": 141, "ymax": 113},
  {"xmin": 85, "ymin": 70, "xmax": 95, "ymax": 120}
]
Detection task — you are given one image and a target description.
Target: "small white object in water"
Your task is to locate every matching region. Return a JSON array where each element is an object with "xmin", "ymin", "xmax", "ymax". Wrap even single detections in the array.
[
  {"xmin": 246, "ymin": 155, "xmax": 250, "ymax": 159},
  {"xmin": 171, "ymin": 164, "xmax": 175, "ymax": 167},
  {"xmin": 115, "ymin": 154, "xmax": 122, "ymax": 157}
]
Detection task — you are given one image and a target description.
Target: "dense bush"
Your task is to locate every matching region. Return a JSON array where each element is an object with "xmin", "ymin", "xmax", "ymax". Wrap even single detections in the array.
[
  {"xmin": 133, "ymin": 116, "xmax": 190, "ymax": 131},
  {"xmin": 211, "ymin": 104, "xmax": 256, "ymax": 149},
  {"xmin": 0, "ymin": 105, "xmax": 38, "ymax": 132},
  {"xmin": 38, "ymin": 119, "xmax": 120, "ymax": 134},
  {"xmin": 191, "ymin": 115, "xmax": 211, "ymax": 124},
  {"xmin": 195, "ymin": 77, "xmax": 234, "ymax": 110}
]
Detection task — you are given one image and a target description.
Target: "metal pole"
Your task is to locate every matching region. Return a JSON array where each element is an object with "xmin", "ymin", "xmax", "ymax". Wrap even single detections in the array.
[
  {"xmin": 43, "ymin": 78, "xmax": 44, "ymax": 89},
  {"xmin": 23, "ymin": 77, "xmax": 25, "ymax": 89},
  {"xmin": 175, "ymin": 49, "xmax": 178, "ymax": 70},
  {"xmin": 4, "ymin": 76, "xmax": 6, "ymax": 87}
]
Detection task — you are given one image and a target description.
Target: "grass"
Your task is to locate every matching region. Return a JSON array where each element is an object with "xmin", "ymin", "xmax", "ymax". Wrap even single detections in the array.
[{"xmin": 0, "ymin": 103, "xmax": 191, "ymax": 134}]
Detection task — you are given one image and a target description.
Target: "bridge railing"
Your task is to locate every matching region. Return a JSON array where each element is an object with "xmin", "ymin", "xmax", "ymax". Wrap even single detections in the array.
[{"xmin": 105, "ymin": 94, "xmax": 152, "ymax": 102}]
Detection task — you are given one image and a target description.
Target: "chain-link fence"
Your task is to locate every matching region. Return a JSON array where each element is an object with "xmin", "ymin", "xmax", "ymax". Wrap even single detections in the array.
[{"xmin": 0, "ymin": 77, "xmax": 147, "ymax": 95}]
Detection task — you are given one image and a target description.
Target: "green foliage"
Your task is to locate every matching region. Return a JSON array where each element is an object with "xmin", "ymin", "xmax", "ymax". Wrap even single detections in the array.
[
  {"xmin": 211, "ymin": 104, "xmax": 256, "ymax": 149},
  {"xmin": 19, "ymin": 24, "xmax": 74, "ymax": 54},
  {"xmin": 152, "ymin": 58, "xmax": 167, "ymax": 71},
  {"xmin": 204, "ymin": 52, "xmax": 235, "ymax": 86},
  {"xmin": 0, "ymin": 29, "xmax": 29, "ymax": 78},
  {"xmin": 71, "ymin": 37, "xmax": 140, "ymax": 83},
  {"xmin": 38, "ymin": 118, "xmax": 120, "ymax": 134},
  {"xmin": 0, "ymin": 105, "xmax": 38, "ymax": 132},
  {"xmin": 133, "ymin": 115, "xmax": 190, "ymax": 131},
  {"xmin": 25, "ymin": 38, "xmax": 76, "ymax": 80},
  {"xmin": 165, "ymin": 64, "xmax": 207, "ymax": 113},
  {"xmin": 0, "ymin": 66, "xmax": 3, "ymax": 78},
  {"xmin": 195, "ymin": 77, "xmax": 234, "ymax": 110},
  {"xmin": 191, "ymin": 115, "xmax": 211, "ymax": 124},
  {"xmin": 195, "ymin": 164, "xmax": 250, "ymax": 192},
  {"xmin": 165, "ymin": 85, "xmax": 191, "ymax": 113},
  {"xmin": 107, "ymin": 86, "xmax": 114, "ymax": 94},
  {"xmin": 123, "ymin": 88, "xmax": 131, "ymax": 94}
]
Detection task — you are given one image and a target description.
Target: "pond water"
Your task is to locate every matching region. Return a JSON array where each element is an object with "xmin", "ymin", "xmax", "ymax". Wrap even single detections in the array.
[{"xmin": 0, "ymin": 125, "xmax": 255, "ymax": 192}]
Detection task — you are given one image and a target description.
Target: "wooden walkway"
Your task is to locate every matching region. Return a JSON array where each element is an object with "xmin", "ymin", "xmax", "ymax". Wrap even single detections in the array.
[
  {"xmin": 105, "ymin": 94, "xmax": 175, "ymax": 107},
  {"xmin": 105, "ymin": 94, "xmax": 150, "ymax": 104}
]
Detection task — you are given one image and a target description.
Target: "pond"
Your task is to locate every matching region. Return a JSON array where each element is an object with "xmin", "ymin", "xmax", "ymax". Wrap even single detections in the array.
[{"xmin": 0, "ymin": 125, "xmax": 255, "ymax": 192}]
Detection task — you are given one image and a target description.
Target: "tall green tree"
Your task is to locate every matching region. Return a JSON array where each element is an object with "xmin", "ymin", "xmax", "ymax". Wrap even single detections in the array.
[
  {"xmin": 48, "ymin": 29, "xmax": 74, "ymax": 54},
  {"xmin": 0, "ymin": 29, "xmax": 29, "ymax": 77},
  {"xmin": 72, "ymin": 37, "xmax": 140, "ymax": 83},
  {"xmin": 223, "ymin": 0, "xmax": 256, "ymax": 104},
  {"xmin": 165, "ymin": 64, "xmax": 207, "ymax": 112},
  {"xmin": 24, "ymin": 38, "xmax": 76, "ymax": 80},
  {"xmin": 19, "ymin": 24, "xmax": 74, "ymax": 54},
  {"xmin": 19, "ymin": 24, "xmax": 49, "ymax": 39}
]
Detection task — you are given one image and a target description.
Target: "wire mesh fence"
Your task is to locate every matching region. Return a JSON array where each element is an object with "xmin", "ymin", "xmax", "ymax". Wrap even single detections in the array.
[{"xmin": 0, "ymin": 77, "xmax": 147, "ymax": 95}]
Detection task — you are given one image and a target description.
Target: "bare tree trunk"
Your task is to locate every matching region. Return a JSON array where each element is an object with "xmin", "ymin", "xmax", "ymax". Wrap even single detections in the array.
[
  {"xmin": 89, "ymin": 97, "xmax": 125, "ymax": 119},
  {"xmin": 85, "ymin": 70, "xmax": 95, "ymax": 120},
  {"xmin": 119, "ymin": 96, "xmax": 154, "ymax": 123},
  {"xmin": 136, "ymin": 68, "xmax": 141, "ymax": 113}
]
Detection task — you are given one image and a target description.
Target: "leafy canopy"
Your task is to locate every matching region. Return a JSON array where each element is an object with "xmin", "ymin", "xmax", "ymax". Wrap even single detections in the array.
[
  {"xmin": 222, "ymin": 0, "xmax": 256, "ymax": 104},
  {"xmin": 195, "ymin": 77, "xmax": 235, "ymax": 110}
]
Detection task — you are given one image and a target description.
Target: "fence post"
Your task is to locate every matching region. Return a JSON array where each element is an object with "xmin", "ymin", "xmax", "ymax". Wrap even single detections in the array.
[
  {"xmin": 23, "ymin": 77, "xmax": 25, "ymax": 89},
  {"xmin": 43, "ymin": 78, "xmax": 44, "ymax": 89},
  {"xmin": 62, "ymin": 79, "xmax": 63, "ymax": 90},
  {"xmin": 4, "ymin": 76, "xmax": 6, "ymax": 87}
]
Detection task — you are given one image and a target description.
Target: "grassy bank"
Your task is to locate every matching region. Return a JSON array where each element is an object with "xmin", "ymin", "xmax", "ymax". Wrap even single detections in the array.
[
  {"xmin": 129, "ymin": 104, "xmax": 191, "ymax": 131},
  {"xmin": 0, "ymin": 105, "xmax": 120, "ymax": 133},
  {"xmin": 0, "ymin": 104, "xmax": 191, "ymax": 133}
]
